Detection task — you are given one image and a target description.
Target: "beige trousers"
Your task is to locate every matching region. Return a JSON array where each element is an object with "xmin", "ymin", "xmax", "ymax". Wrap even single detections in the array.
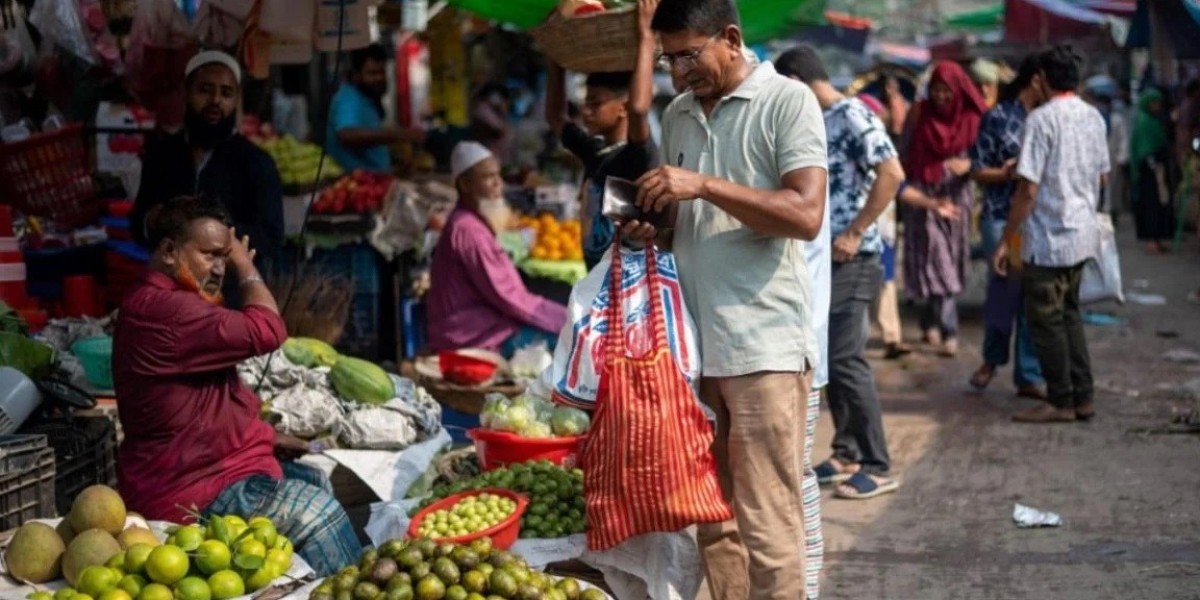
[
  {"xmin": 873, "ymin": 280, "xmax": 903, "ymax": 345},
  {"xmin": 697, "ymin": 372, "xmax": 811, "ymax": 600}
]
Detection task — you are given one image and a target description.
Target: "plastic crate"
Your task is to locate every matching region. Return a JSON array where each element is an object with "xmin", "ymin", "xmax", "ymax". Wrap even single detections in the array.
[
  {"xmin": 278, "ymin": 243, "xmax": 380, "ymax": 295},
  {"xmin": 19, "ymin": 417, "xmax": 117, "ymax": 516},
  {"xmin": 0, "ymin": 434, "xmax": 57, "ymax": 530},
  {"xmin": 0, "ymin": 124, "xmax": 102, "ymax": 228}
]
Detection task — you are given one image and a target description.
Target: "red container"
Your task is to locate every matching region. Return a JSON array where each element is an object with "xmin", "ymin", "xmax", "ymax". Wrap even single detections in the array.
[
  {"xmin": 438, "ymin": 350, "xmax": 499, "ymax": 386},
  {"xmin": 0, "ymin": 205, "xmax": 13, "ymax": 236},
  {"xmin": 63, "ymin": 274, "xmax": 103, "ymax": 317},
  {"xmin": 406, "ymin": 488, "xmax": 528, "ymax": 550},
  {"xmin": 468, "ymin": 428, "xmax": 587, "ymax": 471}
]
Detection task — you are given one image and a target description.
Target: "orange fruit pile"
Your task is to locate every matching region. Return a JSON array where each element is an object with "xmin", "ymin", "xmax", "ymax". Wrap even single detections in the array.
[{"xmin": 521, "ymin": 213, "xmax": 583, "ymax": 262}]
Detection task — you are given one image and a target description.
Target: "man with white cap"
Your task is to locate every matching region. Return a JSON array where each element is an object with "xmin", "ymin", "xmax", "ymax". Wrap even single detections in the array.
[
  {"xmin": 425, "ymin": 142, "xmax": 568, "ymax": 356},
  {"xmin": 131, "ymin": 50, "xmax": 283, "ymax": 307}
]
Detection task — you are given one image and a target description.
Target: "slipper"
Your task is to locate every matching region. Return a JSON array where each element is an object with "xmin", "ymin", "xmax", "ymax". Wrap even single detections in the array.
[
  {"xmin": 1017, "ymin": 386, "xmax": 1048, "ymax": 401},
  {"xmin": 834, "ymin": 472, "xmax": 899, "ymax": 500},
  {"xmin": 969, "ymin": 365, "xmax": 995, "ymax": 390},
  {"xmin": 814, "ymin": 460, "xmax": 856, "ymax": 485}
]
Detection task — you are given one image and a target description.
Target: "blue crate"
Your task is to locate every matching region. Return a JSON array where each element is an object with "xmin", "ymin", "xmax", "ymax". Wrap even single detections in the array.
[
  {"xmin": 336, "ymin": 291, "xmax": 381, "ymax": 361},
  {"xmin": 401, "ymin": 297, "xmax": 426, "ymax": 359},
  {"xmin": 278, "ymin": 244, "xmax": 379, "ymax": 295}
]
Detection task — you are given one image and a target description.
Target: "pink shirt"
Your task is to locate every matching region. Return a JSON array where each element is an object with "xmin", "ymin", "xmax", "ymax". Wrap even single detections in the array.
[
  {"xmin": 113, "ymin": 271, "xmax": 286, "ymax": 523},
  {"xmin": 427, "ymin": 207, "xmax": 567, "ymax": 351}
]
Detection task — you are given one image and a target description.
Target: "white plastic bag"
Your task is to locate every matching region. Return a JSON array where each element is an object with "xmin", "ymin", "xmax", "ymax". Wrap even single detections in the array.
[
  {"xmin": 1080, "ymin": 213, "xmax": 1124, "ymax": 305},
  {"xmin": 541, "ymin": 245, "xmax": 700, "ymax": 408},
  {"xmin": 28, "ymin": 0, "xmax": 93, "ymax": 64},
  {"xmin": 267, "ymin": 385, "xmax": 343, "ymax": 438}
]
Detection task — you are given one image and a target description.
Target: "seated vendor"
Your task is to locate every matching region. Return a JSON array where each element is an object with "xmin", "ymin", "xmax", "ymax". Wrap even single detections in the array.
[
  {"xmin": 427, "ymin": 142, "xmax": 568, "ymax": 356},
  {"xmin": 112, "ymin": 196, "xmax": 360, "ymax": 577}
]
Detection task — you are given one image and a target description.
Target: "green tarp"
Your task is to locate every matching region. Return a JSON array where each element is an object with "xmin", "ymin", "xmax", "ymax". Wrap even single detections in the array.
[
  {"xmin": 945, "ymin": 3, "xmax": 1004, "ymax": 30},
  {"xmin": 446, "ymin": 0, "xmax": 826, "ymax": 44}
]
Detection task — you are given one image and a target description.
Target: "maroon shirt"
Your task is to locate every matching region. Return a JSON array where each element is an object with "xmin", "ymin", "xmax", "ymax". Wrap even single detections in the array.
[{"xmin": 113, "ymin": 271, "xmax": 287, "ymax": 522}]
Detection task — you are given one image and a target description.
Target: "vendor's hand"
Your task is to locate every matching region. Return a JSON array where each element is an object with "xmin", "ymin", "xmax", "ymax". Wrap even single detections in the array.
[
  {"xmin": 228, "ymin": 228, "xmax": 256, "ymax": 273},
  {"xmin": 991, "ymin": 242, "xmax": 1009, "ymax": 278},
  {"xmin": 636, "ymin": 166, "xmax": 707, "ymax": 213},
  {"xmin": 934, "ymin": 198, "xmax": 961, "ymax": 221},
  {"xmin": 944, "ymin": 157, "xmax": 972, "ymax": 177},
  {"xmin": 638, "ymin": 0, "xmax": 660, "ymax": 36},
  {"xmin": 275, "ymin": 433, "xmax": 311, "ymax": 461},
  {"xmin": 832, "ymin": 230, "xmax": 863, "ymax": 263}
]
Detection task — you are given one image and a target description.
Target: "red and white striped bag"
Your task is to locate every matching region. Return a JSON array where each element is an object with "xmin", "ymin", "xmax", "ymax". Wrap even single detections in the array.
[{"xmin": 582, "ymin": 241, "xmax": 732, "ymax": 551}]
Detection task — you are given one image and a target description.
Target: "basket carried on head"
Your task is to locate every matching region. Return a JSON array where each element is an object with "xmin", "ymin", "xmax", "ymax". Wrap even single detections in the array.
[
  {"xmin": 0, "ymin": 124, "xmax": 100, "ymax": 228},
  {"xmin": 530, "ymin": 7, "xmax": 639, "ymax": 73}
]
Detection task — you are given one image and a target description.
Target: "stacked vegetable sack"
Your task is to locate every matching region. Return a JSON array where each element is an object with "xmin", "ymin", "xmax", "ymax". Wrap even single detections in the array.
[{"xmin": 309, "ymin": 538, "xmax": 607, "ymax": 600}]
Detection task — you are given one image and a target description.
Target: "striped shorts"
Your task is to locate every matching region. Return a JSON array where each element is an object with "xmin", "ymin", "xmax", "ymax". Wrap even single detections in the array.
[{"xmin": 803, "ymin": 388, "xmax": 824, "ymax": 599}]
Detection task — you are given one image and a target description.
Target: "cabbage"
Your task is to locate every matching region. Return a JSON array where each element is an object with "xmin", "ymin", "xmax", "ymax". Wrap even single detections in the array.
[
  {"xmin": 550, "ymin": 405, "xmax": 591, "ymax": 437},
  {"xmin": 480, "ymin": 393, "xmax": 512, "ymax": 429},
  {"xmin": 490, "ymin": 403, "xmax": 535, "ymax": 433},
  {"xmin": 520, "ymin": 421, "xmax": 554, "ymax": 439}
]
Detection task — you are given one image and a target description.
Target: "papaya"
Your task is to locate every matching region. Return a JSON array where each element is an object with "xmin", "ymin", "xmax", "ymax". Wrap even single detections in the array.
[
  {"xmin": 282, "ymin": 337, "xmax": 340, "ymax": 368},
  {"xmin": 330, "ymin": 356, "xmax": 394, "ymax": 405}
]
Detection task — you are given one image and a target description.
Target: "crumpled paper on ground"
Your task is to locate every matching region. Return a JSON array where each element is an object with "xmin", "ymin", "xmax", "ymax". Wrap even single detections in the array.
[
  {"xmin": 366, "ymin": 500, "xmax": 701, "ymax": 600},
  {"xmin": 1013, "ymin": 503, "xmax": 1062, "ymax": 528}
]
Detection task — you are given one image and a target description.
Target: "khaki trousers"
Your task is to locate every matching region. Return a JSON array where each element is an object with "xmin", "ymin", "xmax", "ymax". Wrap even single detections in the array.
[
  {"xmin": 697, "ymin": 371, "xmax": 811, "ymax": 600},
  {"xmin": 873, "ymin": 280, "xmax": 903, "ymax": 345}
]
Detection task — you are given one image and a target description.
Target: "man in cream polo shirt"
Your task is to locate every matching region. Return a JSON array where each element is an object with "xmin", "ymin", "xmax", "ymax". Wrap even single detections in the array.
[{"xmin": 629, "ymin": 1, "xmax": 828, "ymax": 598}]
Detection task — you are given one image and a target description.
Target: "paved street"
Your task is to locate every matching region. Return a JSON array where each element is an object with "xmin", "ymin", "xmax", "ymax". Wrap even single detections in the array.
[{"xmin": 813, "ymin": 224, "xmax": 1200, "ymax": 600}]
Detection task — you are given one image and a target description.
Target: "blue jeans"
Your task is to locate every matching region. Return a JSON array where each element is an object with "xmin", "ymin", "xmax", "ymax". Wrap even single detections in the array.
[{"xmin": 981, "ymin": 219, "xmax": 1044, "ymax": 388}]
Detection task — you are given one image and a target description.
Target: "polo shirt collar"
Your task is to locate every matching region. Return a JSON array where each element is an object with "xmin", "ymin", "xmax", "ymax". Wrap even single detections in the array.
[{"xmin": 680, "ymin": 61, "xmax": 778, "ymax": 118}]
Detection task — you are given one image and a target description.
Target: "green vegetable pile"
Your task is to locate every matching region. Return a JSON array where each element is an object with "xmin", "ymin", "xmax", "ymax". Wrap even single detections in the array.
[
  {"xmin": 412, "ymin": 461, "xmax": 586, "ymax": 539},
  {"xmin": 309, "ymin": 538, "xmax": 607, "ymax": 600}
]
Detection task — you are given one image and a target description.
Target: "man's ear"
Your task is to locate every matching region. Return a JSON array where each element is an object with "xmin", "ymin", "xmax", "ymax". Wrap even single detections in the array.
[
  {"xmin": 159, "ymin": 239, "xmax": 179, "ymax": 268},
  {"xmin": 722, "ymin": 25, "xmax": 743, "ymax": 54}
]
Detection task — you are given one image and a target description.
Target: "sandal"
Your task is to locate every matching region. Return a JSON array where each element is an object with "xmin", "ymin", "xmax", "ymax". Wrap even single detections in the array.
[
  {"xmin": 814, "ymin": 459, "xmax": 858, "ymax": 485},
  {"xmin": 1017, "ymin": 386, "xmax": 1048, "ymax": 400},
  {"xmin": 969, "ymin": 364, "xmax": 995, "ymax": 390},
  {"xmin": 834, "ymin": 472, "xmax": 899, "ymax": 500}
]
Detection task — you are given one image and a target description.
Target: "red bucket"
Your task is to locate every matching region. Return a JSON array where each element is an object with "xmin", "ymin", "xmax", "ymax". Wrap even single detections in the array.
[
  {"xmin": 468, "ymin": 428, "xmax": 586, "ymax": 471},
  {"xmin": 406, "ymin": 488, "xmax": 528, "ymax": 550}
]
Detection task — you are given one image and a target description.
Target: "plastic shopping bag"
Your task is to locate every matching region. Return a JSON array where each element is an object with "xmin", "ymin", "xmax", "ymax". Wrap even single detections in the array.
[
  {"xmin": 125, "ymin": 0, "xmax": 196, "ymax": 130},
  {"xmin": 582, "ymin": 242, "xmax": 731, "ymax": 551},
  {"xmin": 1080, "ymin": 213, "xmax": 1124, "ymax": 305},
  {"xmin": 542, "ymin": 244, "xmax": 700, "ymax": 409}
]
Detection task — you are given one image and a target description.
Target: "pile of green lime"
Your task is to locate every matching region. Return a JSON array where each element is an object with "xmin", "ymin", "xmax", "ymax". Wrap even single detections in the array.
[
  {"xmin": 412, "ymin": 461, "xmax": 586, "ymax": 539},
  {"xmin": 415, "ymin": 493, "xmax": 519, "ymax": 539},
  {"xmin": 308, "ymin": 538, "xmax": 607, "ymax": 600}
]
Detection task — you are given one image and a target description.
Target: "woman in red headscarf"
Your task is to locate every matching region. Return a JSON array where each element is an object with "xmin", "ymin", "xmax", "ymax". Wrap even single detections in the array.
[{"xmin": 896, "ymin": 61, "xmax": 987, "ymax": 357}]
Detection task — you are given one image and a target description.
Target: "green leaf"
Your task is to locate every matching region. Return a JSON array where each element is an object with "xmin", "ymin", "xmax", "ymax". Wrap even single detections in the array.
[
  {"xmin": 234, "ymin": 554, "xmax": 265, "ymax": 571},
  {"xmin": 211, "ymin": 517, "xmax": 232, "ymax": 546}
]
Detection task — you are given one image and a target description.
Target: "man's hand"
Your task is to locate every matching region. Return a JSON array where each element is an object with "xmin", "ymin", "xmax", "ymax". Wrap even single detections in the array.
[
  {"xmin": 934, "ymin": 198, "xmax": 961, "ymax": 221},
  {"xmin": 228, "ymin": 228, "xmax": 257, "ymax": 274},
  {"xmin": 638, "ymin": 0, "xmax": 660, "ymax": 36},
  {"xmin": 636, "ymin": 166, "xmax": 708, "ymax": 213},
  {"xmin": 832, "ymin": 231, "xmax": 863, "ymax": 263},
  {"xmin": 618, "ymin": 220, "xmax": 658, "ymax": 248},
  {"xmin": 1002, "ymin": 158, "xmax": 1018, "ymax": 180},
  {"xmin": 944, "ymin": 157, "xmax": 972, "ymax": 177},
  {"xmin": 991, "ymin": 241, "xmax": 1010, "ymax": 277},
  {"xmin": 275, "ymin": 433, "xmax": 311, "ymax": 461}
]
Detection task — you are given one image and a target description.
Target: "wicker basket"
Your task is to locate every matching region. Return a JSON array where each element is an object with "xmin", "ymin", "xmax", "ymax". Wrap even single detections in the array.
[
  {"xmin": 530, "ymin": 7, "xmax": 639, "ymax": 73},
  {"xmin": 417, "ymin": 376, "xmax": 526, "ymax": 415}
]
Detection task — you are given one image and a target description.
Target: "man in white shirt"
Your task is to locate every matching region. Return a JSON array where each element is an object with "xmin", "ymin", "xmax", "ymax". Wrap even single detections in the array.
[
  {"xmin": 992, "ymin": 45, "xmax": 1110, "ymax": 423},
  {"xmin": 627, "ymin": 0, "xmax": 828, "ymax": 597}
]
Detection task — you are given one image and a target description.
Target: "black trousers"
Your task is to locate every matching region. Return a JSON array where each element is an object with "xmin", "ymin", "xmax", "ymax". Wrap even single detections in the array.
[{"xmin": 1023, "ymin": 263, "xmax": 1093, "ymax": 409}]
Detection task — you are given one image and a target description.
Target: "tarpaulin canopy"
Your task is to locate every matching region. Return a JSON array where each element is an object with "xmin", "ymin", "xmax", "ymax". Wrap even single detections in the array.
[
  {"xmin": 1003, "ymin": 0, "xmax": 1110, "ymax": 44},
  {"xmin": 446, "ymin": 0, "xmax": 826, "ymax": 44},
  {"xmin": 1127, "ymin": 0, "xmax": 1200, "ymax": 59},
  {"xmin": 946, "ymin": 4, "xmax": 1004, "ymax": 31}
]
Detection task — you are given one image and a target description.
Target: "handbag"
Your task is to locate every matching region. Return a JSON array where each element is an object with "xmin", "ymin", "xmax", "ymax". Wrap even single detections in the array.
[{"xmin": 582, "ymin": 240, "xmax": 732, "ymax": 551}]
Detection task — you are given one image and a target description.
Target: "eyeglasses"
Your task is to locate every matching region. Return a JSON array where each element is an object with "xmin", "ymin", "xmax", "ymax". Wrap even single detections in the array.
[{"xmin": 657, "ymin": 36, "xmax": 719, "ymax": 72}]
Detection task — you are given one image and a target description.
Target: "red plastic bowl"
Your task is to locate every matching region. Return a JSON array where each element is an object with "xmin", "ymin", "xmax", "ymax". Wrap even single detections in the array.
[
  {"xmin": 468, "ymin": 428, "xmax": 587, "ymax": 471},
  {"xmin": 407, "ymin": 488, "xmax": 528, "ymax": 550},
  {"xmin": 438, "ymin": 350, "xmax": 499, "ymax": 386}
]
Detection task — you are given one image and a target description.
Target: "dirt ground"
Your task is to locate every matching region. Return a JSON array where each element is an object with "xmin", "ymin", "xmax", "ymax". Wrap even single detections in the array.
[{"xmin": 702, "ymin": 224, "xmax": 1200, "ymax": 600}]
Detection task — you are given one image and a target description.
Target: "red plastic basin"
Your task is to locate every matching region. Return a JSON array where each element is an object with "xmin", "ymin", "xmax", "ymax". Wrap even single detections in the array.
[
  {"xmin": 406, "ymin": 488, "xmax": 528, "ymax": 550},
  {"xmin": 468, "ymin": 428, "xmax": 586, "ymax": 471}
]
